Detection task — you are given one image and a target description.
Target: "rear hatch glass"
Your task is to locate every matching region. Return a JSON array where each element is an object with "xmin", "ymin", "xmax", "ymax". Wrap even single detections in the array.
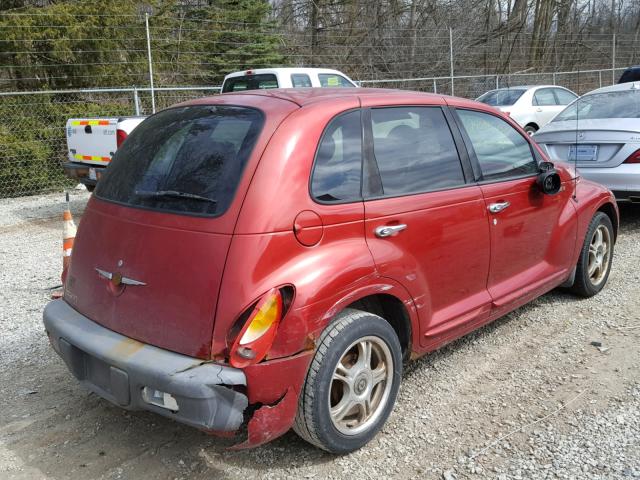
[
  {"xmin": 69, "ymin": 105, "xmax": 264, "ymax": 358},
  {"xmin": 95, "ymin": 105, "xmax": 263, "ymax": 217},
  {"xmin": 222, "ymin": 74, "xmax": 278, "ymax": 92}
]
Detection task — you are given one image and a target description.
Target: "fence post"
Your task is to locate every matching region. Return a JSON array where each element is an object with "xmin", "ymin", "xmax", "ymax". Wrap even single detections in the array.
[
  {"xmin": 552, "ymin": 72, "xmax": 556, "ymax": 85},
  {"xmin": 612, "ymin": 34, "xmax": 616, "ymax": 85},
  {"xmin": 133, "ymin": 86, "xmax": 141, "ymax": 115},
  {"xmin": 449, "ymin": 28, "xmax": 455, "ymax": 96},
  {"xmin": 432, "ymin": 78, "xmax": 438, "ymax": 93},
  {"xmin": 145, "ymin": 13, "xmax": 156, "ymax": 114},
  {"xmin": 495, "ymin": 75, "xmax": 499, "ymax": 90},
  {"xmin": 599, "ymin": 70, "xmax": 603, "ymax": 88}
]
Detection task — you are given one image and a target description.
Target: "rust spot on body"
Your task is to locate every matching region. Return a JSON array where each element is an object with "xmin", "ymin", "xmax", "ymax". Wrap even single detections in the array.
[{"xmin": 110, "ymin": 337, "xmax": 144, "ymax": 358}]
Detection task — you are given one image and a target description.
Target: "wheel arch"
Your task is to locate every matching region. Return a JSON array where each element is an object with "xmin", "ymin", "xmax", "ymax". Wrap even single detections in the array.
[
  {"xmin": 346, "ymin": 293, "xmax": 413, "ymax": 361},
  {"xmin": 597, "ymin": 201, "xmax": 618, "ymax": 241}
]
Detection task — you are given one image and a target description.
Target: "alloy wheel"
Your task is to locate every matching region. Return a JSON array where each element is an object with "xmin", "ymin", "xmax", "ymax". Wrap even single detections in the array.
[{"xmin": 328, "ymin": 336, "xmax": 394, "ymax": 436}]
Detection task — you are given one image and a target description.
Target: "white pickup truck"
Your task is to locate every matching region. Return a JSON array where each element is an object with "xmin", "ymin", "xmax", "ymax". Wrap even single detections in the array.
[
  {"xmin": 64, "ymin": 68, "xmax": 357, "ymax": 190},
  {"xmin": 64, "ymin": 117, "xmax": 144, "ymax": 191}
]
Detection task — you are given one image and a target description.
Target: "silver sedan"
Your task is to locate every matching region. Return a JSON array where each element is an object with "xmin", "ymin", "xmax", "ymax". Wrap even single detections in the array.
[{"xmin": 534, "ymin": 82, "xmax": 640, "ymax": 202}]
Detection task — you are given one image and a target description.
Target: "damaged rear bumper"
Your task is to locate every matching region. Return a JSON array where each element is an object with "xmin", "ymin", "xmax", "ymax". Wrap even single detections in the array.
[{"xmin": 43, "ymin": 299, "xmax": 247, "ymax": 432}]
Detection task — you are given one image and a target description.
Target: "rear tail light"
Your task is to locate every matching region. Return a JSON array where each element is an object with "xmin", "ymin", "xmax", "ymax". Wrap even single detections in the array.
[
  {"xmin": 623, "ymin": 149, "xmax": 640, "ymax": 164},
  {"xmin": 116, "ymin": 129, "xmax": 128, "ymax": 148},
  {"xmin": 229, "ymin": 288, "xmax": 283, "ymax": 368}
]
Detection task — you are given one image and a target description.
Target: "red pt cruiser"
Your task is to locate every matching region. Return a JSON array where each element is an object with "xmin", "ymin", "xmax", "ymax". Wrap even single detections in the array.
[{"xmin": 44, "ymin": 89, "xmax": 618, "ymax": 453}]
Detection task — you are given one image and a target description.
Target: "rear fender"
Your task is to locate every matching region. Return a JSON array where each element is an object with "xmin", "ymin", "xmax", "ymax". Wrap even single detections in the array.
[{"xmin": 268, "ymin": 276, "xmax": 420, "ymax": 359}]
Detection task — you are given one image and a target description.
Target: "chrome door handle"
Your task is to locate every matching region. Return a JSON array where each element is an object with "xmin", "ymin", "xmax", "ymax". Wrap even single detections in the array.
[
  {"xmin": 375, "ymin": 224, "xmax": 407, "ymax": 238},
  {"xmin": 488, "ymin": 201, "xmax": 511, "ymax": 213}
]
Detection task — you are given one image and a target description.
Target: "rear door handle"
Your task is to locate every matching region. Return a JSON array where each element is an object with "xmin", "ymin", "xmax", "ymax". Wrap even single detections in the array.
[
  {"xmin": 488, "ymin": 201, "xmax": 511, "ymax": 213},
  {"xmin": 375, "ymin": 224, "xmax": 407, "ymax": 238}
]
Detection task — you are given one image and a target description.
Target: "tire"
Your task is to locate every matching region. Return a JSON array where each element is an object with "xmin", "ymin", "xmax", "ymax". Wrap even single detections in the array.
[
  {"xmin": 85, "ymin": 184, "xmax": 96, "ymax": 192},
  {"xmin": 524, "ymin": 124, "xmax": 538, "ymax": 136},
  {"xmin": 571, "ymin": 212, "xmax": 614, "ymax": 297},
  {"xmin": 293, "ymin": 309, "xmax": 402, "ymax": 453}
]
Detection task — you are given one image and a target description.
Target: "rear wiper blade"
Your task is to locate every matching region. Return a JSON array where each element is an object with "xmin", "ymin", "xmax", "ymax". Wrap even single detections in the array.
[{"xmin": 135, "ymin": 190, "xmax": 217, "ymax": 204}]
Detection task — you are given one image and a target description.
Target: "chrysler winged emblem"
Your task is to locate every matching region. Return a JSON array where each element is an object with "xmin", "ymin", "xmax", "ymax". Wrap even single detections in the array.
[{"xmin": 95, "ymin": 267, "xmax": 146, "ymax": 286}]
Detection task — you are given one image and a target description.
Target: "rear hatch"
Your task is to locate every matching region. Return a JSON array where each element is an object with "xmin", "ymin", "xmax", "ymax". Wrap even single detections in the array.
[
  {"xmin": 535, "ymin": 118, "xmax": 640, "ymax": 168},
  {"xmin": 66, "ymin": 118, "xmax": 119, "ymax": 166},
  {"xmin": 64, "ymin": 104, "xmax": 265, "ymax": 359}
]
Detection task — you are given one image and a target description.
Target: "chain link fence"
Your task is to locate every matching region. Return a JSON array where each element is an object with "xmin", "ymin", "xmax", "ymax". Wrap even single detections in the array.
[{"xmin": 1, "ymin": 8, "xmax": 636, "ymax": 198}]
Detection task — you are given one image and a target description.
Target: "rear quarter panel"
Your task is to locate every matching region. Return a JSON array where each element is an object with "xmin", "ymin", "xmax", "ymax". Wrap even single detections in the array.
[{"xmin": 212, "ymin": 97, "xmax": 420, "ymax": 359}]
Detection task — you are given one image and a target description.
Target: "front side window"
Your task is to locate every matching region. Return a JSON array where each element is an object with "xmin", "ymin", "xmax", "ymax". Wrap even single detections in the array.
[
  {"xmin": 370, "ymin": 107, "xmax": 465, "ymax": 196},
  {"xmin": 291, "ymin": 73, "xmax": 312, "ymax": 87},
  {"xmin": 533, "ymin": 88, "xmax": 557, "ymax": 106},
  {"xmin": 95, "ymin": 105, "xmax": 263, "ymax": 216},
  {"xmin": 311, "ymin": 110, "xmax": 362, "ymax": 202},
  {"xmin": 457, "ymin": 109, "xmax": 538, "ymax": 181},
  {"xmin": 222, "ymin": 74, "xmax": 278, "ymax": 92},
  {"xmin": 318, "ymin": 74, "xmax": 355, "ymax": 88}
]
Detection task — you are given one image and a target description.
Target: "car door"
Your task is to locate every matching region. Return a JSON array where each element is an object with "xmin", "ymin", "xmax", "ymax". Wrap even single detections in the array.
[
  {"xmin": 532, "ymin": 88, "xmax": 562, "ymax": 127},
  {"xmin": 361, "ymin": 103, "xmax": 492, "ymax": 349},
  {"xmin": 452, "ymin": 108, "xmax": 576, "ymax": 314}
]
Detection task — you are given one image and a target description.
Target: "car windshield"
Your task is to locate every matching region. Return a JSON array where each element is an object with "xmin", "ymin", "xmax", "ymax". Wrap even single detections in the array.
[
  {"xmin": 95, "ymin": 105, "xmax": 263, "ymax": 217},
  {"xmin": 477, "ymin": 89, "xmax": 526, "ymax": 106},
  {"xmin": 553, "ymin": 89, "xmax": 640, "ymax": 121}
]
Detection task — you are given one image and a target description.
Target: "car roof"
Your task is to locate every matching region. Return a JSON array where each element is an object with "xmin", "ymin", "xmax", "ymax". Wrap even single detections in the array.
[
  {"xmin": 485, "ymin": 85, "xmax": 567, "ymax": 92},
  {"xmin": 183, "ymin": 87, "xmax": 453, "ymax": 108},
  {"xmin": 223, "ymin": 68, "xmax": 351, "ymax": 79},
  {"xmin": 585, "ymin": 81, "xmax": 640, "ymax": 95}
]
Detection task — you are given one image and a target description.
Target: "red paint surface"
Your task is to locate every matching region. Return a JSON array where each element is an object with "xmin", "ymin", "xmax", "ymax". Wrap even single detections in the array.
[{"xmin": 67, "ymin": 89, "xmax": 618, "ymax": 441}]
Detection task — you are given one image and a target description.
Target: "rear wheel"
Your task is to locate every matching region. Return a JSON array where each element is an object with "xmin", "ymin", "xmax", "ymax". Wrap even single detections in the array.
[
  {"xmin": 571, "ymin": 212, "xmax": 614, "ymax": 297},
  {"xmin": 85, "ymin": 184, "xmax": 95, "ymax": 192},
  {"xmin": 294, "ymin": 309, "xmax": 402, "ymax": 453}
]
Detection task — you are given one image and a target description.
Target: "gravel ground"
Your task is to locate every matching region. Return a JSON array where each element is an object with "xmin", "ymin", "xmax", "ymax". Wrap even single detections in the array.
[{"xmin": 0, "ymin": 191, "xmax": 638, "ymax": 480}]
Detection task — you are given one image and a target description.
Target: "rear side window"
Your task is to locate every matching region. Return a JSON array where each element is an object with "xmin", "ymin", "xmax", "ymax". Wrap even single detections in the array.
[
  {"xmin": 222, "ymin": 74, "xmax": 278, "ymax": 92},
  {"xmin": 318, "ymin": 74, "xmax": 355, "ymax": 88},
  {"xmin": 311, "ymin": 110, "xmax": 362, "ymax": 203},
  {"xmin": 456, "ymin": 109, "xmax": 538, "ymax": 181},
  {"xmin": 533, "ymin": 88, "xmax": 557, "ymax": 106},
  {"xmin": 291, "ymin": 74, "xmax": 312, "ymax": 87},
  {"xmin": 95, "ymin": 105, "xmax": 263, "ymax": 216},
  {"xmin": 554, "ymin": 88, "xmax": 577, "ymax": 105},
  {"xmin": 370, "ymin": 107, "xmax": 465, "ymax": 196}
]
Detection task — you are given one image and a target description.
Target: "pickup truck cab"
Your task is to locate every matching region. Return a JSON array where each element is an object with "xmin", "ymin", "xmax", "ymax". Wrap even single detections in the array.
[
  {"xmin": 221, "ymin": 68, "xmax": 358, "ymax": 92},
  {"xmin": 64, "ymin": 117, "xmax": 144, "ymax": 191}
]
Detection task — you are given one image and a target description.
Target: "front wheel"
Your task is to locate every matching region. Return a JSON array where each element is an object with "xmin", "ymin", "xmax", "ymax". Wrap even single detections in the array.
[
  {"xmin": 571, "ymin": 212, "xmax": 614, "ymax": 297},
  {"xmin": 294, "ymin": 309, "xmax": 402, "ymax": 453}
]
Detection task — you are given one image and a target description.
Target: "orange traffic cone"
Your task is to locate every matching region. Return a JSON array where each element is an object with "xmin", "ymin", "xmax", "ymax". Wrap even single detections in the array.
[{"xmin": 62, "ymin": 191, "xmax": 77, "ymax": 282}]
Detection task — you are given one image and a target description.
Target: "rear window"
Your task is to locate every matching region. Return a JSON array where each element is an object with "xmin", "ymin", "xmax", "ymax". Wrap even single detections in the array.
[
  {"xmin": 477, "ymin": 89, "xmax": 526, "ymax": 106},
  {"xmin": 553, "ymin": 90, "xmax": 640, "ymax": 121},
  {"xmin": 222, "ymin": 74, "xmax": 278, "ymax": 92},
  {"xmin": 95, "ymin": 105, "xmax": 263, "ymax": 217},
  {"xmin": 318, "ymin": 74, "xmax": 355, "ymax": 88}
]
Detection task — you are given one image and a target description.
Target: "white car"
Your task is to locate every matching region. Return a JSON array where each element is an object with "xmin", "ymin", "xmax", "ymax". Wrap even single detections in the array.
[
  {"xmin": 476, "ymin": 85, "xmax": 578, "ymax": 135},
  {"xmin": 534, "ymin": 82, "xmax": 640, "ymax": 202},
  {"xmin": 221, "ymin": 68, "xmax": 358, "ymax": 92}
]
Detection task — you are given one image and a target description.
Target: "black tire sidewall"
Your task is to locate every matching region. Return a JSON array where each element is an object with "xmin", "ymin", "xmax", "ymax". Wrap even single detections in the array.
[
  {"xmin": 311, "ymin": 315, "xmax": 402, "ymax": 454},
  {"xmin": 575, "ymin": 212, "xmax": 614, "ymax": 296}
]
